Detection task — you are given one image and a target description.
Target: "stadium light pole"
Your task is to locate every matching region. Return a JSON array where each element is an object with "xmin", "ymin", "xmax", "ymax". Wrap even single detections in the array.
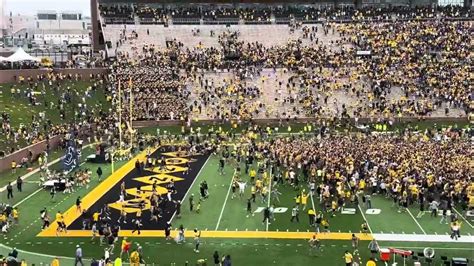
[
  {"xmin": 129, "ymin": 78, "xmax": 133, "ymax": 149},
  {"xmin": 118, "ymin": 79, "xmax": 122, "ymax": 149},
  {"xmin": 111, "ymin": 149, "xmax": 115, "ymax": 173}
]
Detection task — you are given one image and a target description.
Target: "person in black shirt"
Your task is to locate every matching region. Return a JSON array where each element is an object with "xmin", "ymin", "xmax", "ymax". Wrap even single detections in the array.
[
  {"xmin": 199, "ymin": 181, "xmax": 209, "ymax": 199},
  {"xmin": 97, "ymin": 167, "xmax": 103, "ymax": 181},
  {"xmin": 135, "ymin": 159, "xmax": 141, "ymax": 173},
  {"xmin": 132, "ymin": 218, "xmax": 142, "ymax": 235},
  {"xmin": 6, "ymin": 182, "xmax": 13, "ymax": 199},
  {"xmin": 107, "ymin": 231, "xmax": 115, "ymax": 253},
  {"xmin": 213, "ymin": 251, "xmax": 220, "ymax": 266},
  {"xmin": 76, "ymin": 196, "xmax": 82, "ymax": 213},
  {"xmin": 40, "ymin": 208, "xmax": 50, "ymax": 229},
  {"xmin": 175, "ymin": 200, "xmax": 182, "ymax": 218},
  {"xmin": 50, "ymin": 186, "xmax": 56, "ymax": 201},
  {"xmin": 262, "ymin": 207, "xmax": 270, "ymax": 224},
  {"xmin": 218, "ymin": 157, "xmax": 225, "ymax": 175},
  {"xmin": 203, "ymin": 181, "xmax": 209, "ymax": 198},
  {"xmin": 165, "ymin": 221, "xmax": 172, "ymax": 240},
  {"xmin": 189, "ymin": 194, "xmax": 194, "ymax": 211},
  {"xmin": 16, "ymin": 177, "xmax": 22, "ymax": 192}
]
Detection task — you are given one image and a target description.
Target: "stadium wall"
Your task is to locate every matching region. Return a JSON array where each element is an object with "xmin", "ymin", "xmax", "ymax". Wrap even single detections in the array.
[
  {"xmin": 0, "ymin": 68, "xmax": 108, "ymax": 83},
  {"xmin": 132, "ymin": 117, "xmax": 469, "ymax": 128},
  {"xmin": 0, "ymin": 135, "xmax": 62, "ymax": 174}
]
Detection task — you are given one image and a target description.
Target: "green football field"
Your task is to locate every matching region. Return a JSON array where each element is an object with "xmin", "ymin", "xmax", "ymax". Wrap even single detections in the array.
[{"xmin": 0, "ymin": 142, "xmax": 473, "ymax": 265}]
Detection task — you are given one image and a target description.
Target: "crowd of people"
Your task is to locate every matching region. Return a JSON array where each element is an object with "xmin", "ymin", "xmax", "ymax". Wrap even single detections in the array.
[
  {"xmin": 105, "ymin": 13, "xmax": 472, "ymax": 122},
  {"xmin": 100, "ymin": 4, "xmax": 473, "ymax": 24},
  {"xmin": 262, "ymin": 128, "xmax": 472, "ymax": 219},
  {"xmin": 0, "ymin": 72, "xmax": 118, "ymax": 157}
]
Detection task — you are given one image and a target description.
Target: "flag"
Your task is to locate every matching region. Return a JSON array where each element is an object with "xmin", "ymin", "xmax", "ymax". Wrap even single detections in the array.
[{"xmin": 63, "ymin": 140, "xmax": 78, "ymax": 171}]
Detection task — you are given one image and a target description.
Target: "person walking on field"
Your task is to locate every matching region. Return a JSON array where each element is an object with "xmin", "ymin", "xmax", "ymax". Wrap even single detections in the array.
[
  {"xmin": 97, "ymin": 167, "xmax": 103, "ymax": 181},
  {"xmin": 343, "ymin": 250, "xmax": 353, "ymax": 266},
  {"xmin": 17, "ymin": 176, "xmax": 23, "ymax": 192},
  {"xmin": 450, "ymin": 221, "xmax": 461, "ymax": 240},
  {"xmin": 290, "ymin": 206, "xmax": 299, "ymax": 222},
  {"xmin": 193, "ymin": 228, "xmax": 202, "ymax": 253},
  {"xmin": 75, "ymin": 245, "xmax": 84, "ymax": 266},
  {"xmin": 308, "ymin": 235, "xmax": 322, "ymax": 256},
  {"xmin": 7, "ymin": 182, "xmax": 13, "ymax": 199}
]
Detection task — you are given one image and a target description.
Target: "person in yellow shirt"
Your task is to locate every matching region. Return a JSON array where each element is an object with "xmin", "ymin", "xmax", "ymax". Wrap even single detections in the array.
[
  {"xmin": 249, "ymin": 169, "xmax": 257, "ymax": 182},
  {"xmin": 11, "ymin": 161, "xmax": 17, "ymax": 173},
  {"xmin": 295, "ymin": 194, "xmax": 301, "ymax": 207},
  {"xmin": 321, "ymin": 219, "xmax": 330, "ymax": 232},
  {"xmin": 55, "ymin": 211, "xmax": 66, "ymax": 235},
  {"xmin": 114, "ymin": 257, "xmax": 122, "ymax": 266},
  {"xmin": 343, "ymin": 250, "xmax": 353, "ymax": 266},
  {"xmin": 92, "ymin": 211, "xmax": 100, "ymax": 224},
  {"xmin": 130, "ymin": 249, "xmax": 140, "ymax": 266},
  {"xmin": 51, "ymin": 258, "xmax": 60, "ymax": 266},
  {"xmin": 0, "ymin": 213, "xmax": 6, "ymax": 223},
  {"xmin": 359, "ymin": 179, "xmax": 366, "ymax": 192},
  {"xmin": 366, "ymin": 258, "xmax": 376, "ymax": 266},
  {"xmin": 301, "ymin": 191, "xmax": 308, "ymax": 210},
  {"xmin": 256, "ymin": 179, "xmax": 263, "ymax": 192},
  {"xmin": 308, "ymin": 208, "xmax": 315, "ymax": 226},
  {"xmin": 12, "ymin": 208, "xmax": 19, "ymax": 224},
  {"xmin": 251, "ymin": 186, "xmax": 256, "ymax": 202},
  {"xmin": 261, "ymin": 186, "xmax": 268, "ymax": 203},
  {"xmin": 331, "ymin": 200, "xmax": 338, "ymax": 217}
]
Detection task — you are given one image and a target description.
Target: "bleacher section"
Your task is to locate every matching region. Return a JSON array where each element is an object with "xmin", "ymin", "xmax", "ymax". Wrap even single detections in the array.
[{"xmin": 98, "ymin": 4, "xmax": 473, "ymax": 26}]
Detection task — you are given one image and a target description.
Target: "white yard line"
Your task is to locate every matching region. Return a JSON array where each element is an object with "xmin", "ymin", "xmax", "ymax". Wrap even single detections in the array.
[
  {"xmin": 215, "ymin": 169, "xmax": 237, "ymax": 230},
  {"xmin": 0, "ymin": 244, "xmax": 135, "ymax": 264},
  {"xmin": 356, "ymin": 197, "xmax": 374, "ymax": 234},
  {"xmin": 406, "ymin": 208, "xmax": 427, "ymax": 235},
  {"xmin": 13, "ymin": 188, "xmax": 42, "ymax": 208},
  {"xmin": 265, "ymin": 166, "xmax": 273, "ymax": 231},
  {"xmin": 310, "ymin": 193, "xmax": 316, "ymax": 212},
  {"xmin": 346, "ymin": 180, "xmax": 374, "ymax": 234},
  {"xmin": 453, "ymin": 208, "xmax": 474, "ymax": 229},
  {"xmin": 0, "ymin": 243, "xmax": 84, "ymax": 261},
  {"xmin": 12, "ymin": 161, "xmax": 86, "ymax": 208},
  {"xmin": 373, "ymin": 233, "xmax": 474, "ymax": 243},
  {"xmin": 392, "ymin": 247, "xmax": 473, "ymax": 251},
  {"xmin": 169, "ymin": 155, "xmax": 211, "ymax": 223}
]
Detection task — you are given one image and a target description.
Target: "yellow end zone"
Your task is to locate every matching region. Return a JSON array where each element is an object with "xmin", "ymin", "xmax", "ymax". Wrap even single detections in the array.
[
  {"xmin": 37, "ymin": 148, "xmax": 153, "ymax": 237},
  {"xmin": 41, "ymin": 229, "xmax": 373, "ymax": 240}
]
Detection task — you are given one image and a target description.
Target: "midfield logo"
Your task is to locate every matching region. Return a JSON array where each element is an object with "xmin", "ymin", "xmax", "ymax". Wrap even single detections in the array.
[{"xmin": 108, "ymin": 154, "xmax": 196, "ymax": 215}]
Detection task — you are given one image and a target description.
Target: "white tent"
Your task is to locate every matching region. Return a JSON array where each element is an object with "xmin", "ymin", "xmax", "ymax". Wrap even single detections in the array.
[
  {"xmin": 0, "ymin": 56, "xmax": 8, "ymax": 62},
  {"xmin": 6, "ymin": 47, "xmax": 41, "ymax": 62}
]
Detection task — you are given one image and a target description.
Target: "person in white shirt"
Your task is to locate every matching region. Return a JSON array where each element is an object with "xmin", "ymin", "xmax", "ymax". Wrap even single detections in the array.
[
  {"xmin": 450, "ymin": 221, "xmax": 461, "ymax": 240},
  {"xmin": 238, "ymin": 181, "xmax": 247, "ymax": 198}
]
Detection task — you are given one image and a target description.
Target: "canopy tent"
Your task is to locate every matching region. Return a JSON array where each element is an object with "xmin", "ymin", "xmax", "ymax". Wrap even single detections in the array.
[
  {"xmin": 6, "ymin": 47, "xmax": 41, "ymax": 62},
  {"xmin": 0, "ymin": 56, "xmax": 8, "ymax": 62}
]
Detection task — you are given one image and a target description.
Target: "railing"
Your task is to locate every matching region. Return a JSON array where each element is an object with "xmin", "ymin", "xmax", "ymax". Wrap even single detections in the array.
[
  {"xmin": 132, "ymin": 117, "xmax": 470, "ymax": 128},
  {"xmin": 203, "ymin": 18, "xmax": 240, "ymax": 25},
  {"xmin": 171, "ymin": 18, "xmax": 201, "ymax": 25}
]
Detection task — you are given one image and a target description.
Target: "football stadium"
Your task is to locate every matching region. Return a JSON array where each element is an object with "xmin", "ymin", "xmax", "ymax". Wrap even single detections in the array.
[{"xmin": 0, "ymin": 0, "xmax": 473, "ymax": 265}]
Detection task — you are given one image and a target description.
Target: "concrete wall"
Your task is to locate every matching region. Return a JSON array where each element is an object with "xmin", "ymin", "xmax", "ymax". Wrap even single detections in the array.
[
  {"xmin": 0, "ymin": 135, "xmax": 62, "ymax": 173},
  {"xmin": 132, "ymin": 117, "xmax": 470, "ymax": 128},
  {"xmin": 0, "ymin": 67, "xmax": 108, "ymax": 83}
]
